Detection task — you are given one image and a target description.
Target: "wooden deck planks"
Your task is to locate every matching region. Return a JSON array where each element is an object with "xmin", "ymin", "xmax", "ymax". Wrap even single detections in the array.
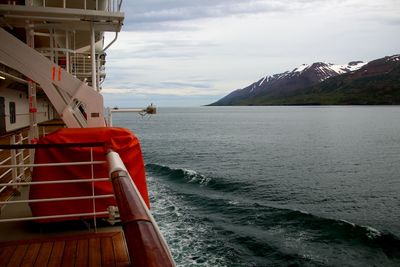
[
  {"xmin": 0, "ymin": 245, "xmax": 17, "ymax": 266},
  {"xmin": 34, "ymin": 242, "xmax": 53, "ymax": 266},
  {"xmin": 61, "ymin": 239, "xmax": 78, "ymax": 267},
  {"xmin": 112, "ymin": 232, "xmax": 130, "ymax": 267},
  {"xmin": 75, "ymin": 239, "xmax": 89, "ymax": 267},
  {"xmin": 101, "ymin": 237, "xmax": 116, "ymax": 267},
  {"xmin": 47, "ymin": 241, "xmax": 65, "ymax": 267},
  {"xmin": 7, "ymin": 244, "xmax": 28, "ymax": 267},
  {"xmin": 20, "ymin": 243, "xmax": 41, "ymax": 267},
  {"xmin": 0, "ymin": 231, "xmax": 130, "ymax": 266},
  {"xmin": 88, "ymin": 238, "xmax": 101, "ymax": 267}
]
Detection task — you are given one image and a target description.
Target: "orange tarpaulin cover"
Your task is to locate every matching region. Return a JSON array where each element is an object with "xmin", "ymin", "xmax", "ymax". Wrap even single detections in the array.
[{"xmin": 29, "ymin": 127, "xmax": 149, "ymax": 222}]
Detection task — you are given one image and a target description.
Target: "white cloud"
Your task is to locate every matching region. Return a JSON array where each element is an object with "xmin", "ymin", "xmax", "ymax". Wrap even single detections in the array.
[{"xmin": 102, "ymin": 0, "xmax": 400, "ymax": 107}]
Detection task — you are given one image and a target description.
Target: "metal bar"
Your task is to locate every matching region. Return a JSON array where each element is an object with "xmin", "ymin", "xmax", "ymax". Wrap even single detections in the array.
[
  {"xmin": 0, "ymin": 161, "xmax": 106, "ymax": 168},
  {"xmin": 90, "ymin": 23, "xmax": 97, "ymax": 91},
  {"xmin": 0, "ymin": 169, "xmax": 12, "ymax": 179},
  {"xmin": 36, "ymin": 47, "xmax": 75, "ymax": 53},
  {"xmin": 0, "ymin": 194, "xmax": 115, "ymax": 205},
  {"xmin": 102, "ymin": 32, "xmax": 118, "ymax": 52},
  {"xmin": 16, "ymin": 172, "xmax": 25, "ymax": 180},
  {"xmin": 0, "ymin": 156, "xmax": 11, "ymax": 165},
  {"xmin": 0, "ymin": 178, "xmax": 109, "ymax": 187},
  {"xmin": 49, "ymin": 28, "xmax": 54, "ymax": 62},
  {"xmin": 0, "ymin": 142, "xmax": 105, "ymax": 149},
  {"xmin": 0, "ymin": 70, "xmax": 28, "ymax": 84},
  {"xmin": 17, "ymin": 133, "xmax": 26, "ymax": 181},
  {"xmin": 65, "ymin": 30, "xmax": 70, "ymax": 72},
  {"xmin": 110, "ymin": 108, "xmax": 146, "ymax": 113},
  {"xmin": 0, "ymin": 180, "xmax": 12, "ymax": 194},
  {"xmin": 0, "ymin": 211, "xmax": 109, "ymax": 223},
  {"xmin": 91, "ymin": 147, "xmax": 97, "ymax": 231},
  {"xmin": 10, "ymin": 135, "xmax": 17, "ymax": 184}
]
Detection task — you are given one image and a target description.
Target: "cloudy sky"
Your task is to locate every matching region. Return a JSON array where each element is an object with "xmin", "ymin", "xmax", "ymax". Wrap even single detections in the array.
[{"xmin": 102, "ymin": 0, "xmax": 400, "ymax": 107}]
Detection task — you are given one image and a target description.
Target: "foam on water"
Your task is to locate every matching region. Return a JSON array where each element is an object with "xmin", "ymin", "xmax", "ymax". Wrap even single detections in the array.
[{"xmin": 147, "ymin": 174, "xmax": 230, "ymax": 266}]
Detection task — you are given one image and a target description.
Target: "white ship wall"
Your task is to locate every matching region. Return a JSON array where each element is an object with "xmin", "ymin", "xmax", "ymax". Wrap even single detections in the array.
[{"xmin": 0, "ymin": 88, "xmax": 56, "ymax": 133}]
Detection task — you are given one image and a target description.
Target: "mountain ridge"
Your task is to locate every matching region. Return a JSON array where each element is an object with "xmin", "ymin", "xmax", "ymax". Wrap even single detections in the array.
[{"xmin": 210, "ymin": 54, "xmax": 400, "ymax": 106}]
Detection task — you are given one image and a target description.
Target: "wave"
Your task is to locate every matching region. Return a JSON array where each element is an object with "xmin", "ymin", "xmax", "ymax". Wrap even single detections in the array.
[
  {"xmin": 146, "ymin": 163, "xmax": 252, "ymax": 192},
  {"xmin": 146, "ymin": 163, "xmax": 211, "ymax": 185},
  {"xmin": 234, "ymin": 202, "xmax": 400, "ymax": 260}
]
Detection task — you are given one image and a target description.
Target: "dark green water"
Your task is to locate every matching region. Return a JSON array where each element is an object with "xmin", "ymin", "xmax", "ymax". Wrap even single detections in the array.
[{"xmin": 113, "ymin": 106, "xmax": 400, "ymax": 267}]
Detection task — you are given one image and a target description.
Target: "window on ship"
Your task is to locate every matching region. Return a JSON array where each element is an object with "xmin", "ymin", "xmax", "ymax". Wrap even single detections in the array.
[{"xmin": 9, "ymin": 102, "xmax": 16, "ymax": 124}]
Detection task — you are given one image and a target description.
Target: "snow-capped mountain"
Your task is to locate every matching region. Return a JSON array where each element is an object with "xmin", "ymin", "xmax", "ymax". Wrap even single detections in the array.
[
  {"xmin": 210, "ymin": 54, "xmax": 400, "ymax": 106},
  {"xmin": 212, "ymin": 61, "xmax": 366, "ymax": 105}
]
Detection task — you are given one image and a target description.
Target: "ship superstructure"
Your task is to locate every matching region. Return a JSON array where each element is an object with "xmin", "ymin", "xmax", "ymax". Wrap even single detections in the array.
[
  {"xmin": 0, "ymin": 1, "xmax": 175, "ymax": 266},
  {"xmin": 0, "ymin": 0, "xmax": 124, "ymax": 133}
]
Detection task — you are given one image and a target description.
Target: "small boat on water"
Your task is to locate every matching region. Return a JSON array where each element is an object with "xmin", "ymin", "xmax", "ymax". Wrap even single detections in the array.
[{"xmin": 0, "ymin": 1, "xmax": 175, "ymax": 266}]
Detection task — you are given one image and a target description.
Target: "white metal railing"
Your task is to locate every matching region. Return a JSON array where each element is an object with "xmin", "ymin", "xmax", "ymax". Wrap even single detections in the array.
[
  {"xmin": 0, "ymin": 142, "xmax": 117, "ymax": 231},
  {"xmin": 34, "ymin": 0, "xmax": 123, "ymax": 12},
  {"xmin": 0, "ymin": 132, "xmax": 29, "ymax": 195},
  {"xmin": 71, "ymin": 53, "xmax": 106, "ymax": 85}
]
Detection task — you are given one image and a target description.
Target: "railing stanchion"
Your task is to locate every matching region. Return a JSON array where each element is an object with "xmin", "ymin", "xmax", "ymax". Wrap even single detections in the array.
[
  {"xmin": 17, "ymin": 133, "xmax": 25, "ymax": 182},
  {"xmin": 10, "ymin": 134, "xmax": 18, "ymax": 190},
  {"xmin": 90, "ymin": 147, "xmax": 97, "ymax": 232}
]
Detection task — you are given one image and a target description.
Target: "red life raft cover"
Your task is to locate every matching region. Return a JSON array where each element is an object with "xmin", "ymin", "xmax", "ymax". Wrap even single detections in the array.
[{"xmin": 29, "ymin": 127, "xmax": 149, "ymax": 222}]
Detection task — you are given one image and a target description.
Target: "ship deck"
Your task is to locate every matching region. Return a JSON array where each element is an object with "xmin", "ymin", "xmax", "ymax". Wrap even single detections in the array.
[
  {"xmin": 0, "ymin": 176, "xmax": 131, "ymax": 267},
  {"xmin": 0, "ymin": 230, "xmax": 130, "ymax": 266}
]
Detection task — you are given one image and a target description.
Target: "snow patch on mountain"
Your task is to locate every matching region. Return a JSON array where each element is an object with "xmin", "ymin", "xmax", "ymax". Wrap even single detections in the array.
[
  {"xmin": 293, "ymin": 64, "xmax": 309, "ymax": 73},
  {"xmin": 328, "ymin": 61, "xmax": 366, "ymax": 74},
  {"xmin": 281, "ymin": 61, "xmax": 367, "ymax": 82},
  {"xmin": 386, "ymin": 55, "xmax": 400, "ymax": 62},
  {"xmin": 258, "ymin": 76, "xmax": 267, "ymax": 86}
]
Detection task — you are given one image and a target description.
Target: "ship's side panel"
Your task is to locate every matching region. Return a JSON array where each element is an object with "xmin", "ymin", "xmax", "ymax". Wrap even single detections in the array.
[{"xmin": 0, "ymin": 88, "xmax": 55, "ymax": 133}]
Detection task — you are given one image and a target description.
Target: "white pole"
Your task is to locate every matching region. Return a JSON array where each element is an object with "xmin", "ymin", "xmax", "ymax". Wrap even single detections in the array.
[
  {"xmin": 65, "ymin": 30, "xmax": 69, "ymax": 72},
  {"xmin": 90, "ymin": 24, "xmax": 97, "ymax": 91}
]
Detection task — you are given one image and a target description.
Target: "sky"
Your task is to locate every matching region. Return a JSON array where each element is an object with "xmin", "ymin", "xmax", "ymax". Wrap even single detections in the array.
[{"xmin": 102, "ymin": 0, "xmax": 400, "ymax": 107}]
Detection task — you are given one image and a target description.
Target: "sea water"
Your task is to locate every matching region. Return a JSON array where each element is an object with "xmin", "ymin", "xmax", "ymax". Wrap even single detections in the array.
[{"xmin": 113, "ymin": 106, "xmax": 400, "ymax": 267}]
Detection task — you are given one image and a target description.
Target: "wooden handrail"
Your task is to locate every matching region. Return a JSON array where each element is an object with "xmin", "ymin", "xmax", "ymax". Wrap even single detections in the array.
[{"xmin": 108, "ymin": 151, "xmax": 175, "ymax": 267}]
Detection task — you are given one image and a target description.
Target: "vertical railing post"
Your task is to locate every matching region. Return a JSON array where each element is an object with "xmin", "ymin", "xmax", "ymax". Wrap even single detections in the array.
[
  {"xmin": 65, "ymin": 30, "xmax": 70, "ymax": 72},
  {"xmin": 90, "ymin": 147, "xmax": 97, "ymax": 232},
  {"xmin": 17, "ymin": 133, "xmax": 25, "ymax": 181},
  {"xmin": 10, "ymin": 135, "xmax": 17, "ymax": 189},
  {"xmin": 90, "ymin": 23, "xmax": 97, "ymax": 91}
]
